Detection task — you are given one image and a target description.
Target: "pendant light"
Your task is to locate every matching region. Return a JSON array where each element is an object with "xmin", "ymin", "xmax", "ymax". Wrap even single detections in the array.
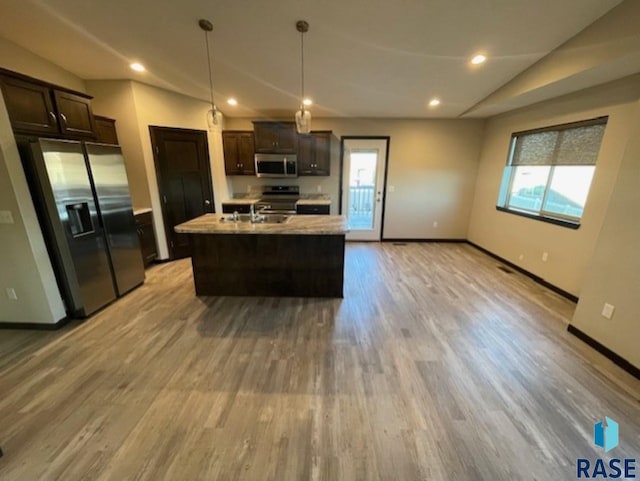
[
  {"xmin": 199, "ymin": 18, "xmax": 223, "ymax": 127},
  {"xmin": 295, "ymin": 20, "xmax": 311, "ymax": 134}
]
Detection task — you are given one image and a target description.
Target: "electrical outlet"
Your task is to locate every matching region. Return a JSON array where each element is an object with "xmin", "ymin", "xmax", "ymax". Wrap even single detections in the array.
[
  {"xmin": 5, "ymin": 288, "xmax": 18, "ymax": 300},
  {"xmin": 317, "ymin": 185, "xmax": 322, "ymax": 193},
  {"xmin": 433, "ymin": 221, "xmax": 438, "ymax": 228},
  {"xmin": 542, "ymin": 252, "xmax": 548, "ymax": 262},
  {"xmin": 601, "ymin": 303, "xmax": 615, "ymax": 320},
  {"xmin": 519, "ymin": 254, "xmax": 524, "ymax": 261},
  {"xmin": 0, "ymin": 210, "xmax": 14, "ymax": 224}
]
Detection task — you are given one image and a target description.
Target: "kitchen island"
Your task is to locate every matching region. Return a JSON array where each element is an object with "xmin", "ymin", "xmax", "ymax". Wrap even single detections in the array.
[{"xmin": 175, "ymin": 214, "xmax": 349, "ymax": 297}]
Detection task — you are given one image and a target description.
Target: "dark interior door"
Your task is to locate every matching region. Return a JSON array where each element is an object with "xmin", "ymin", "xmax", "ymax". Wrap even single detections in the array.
[{"xmin": 150, "ymin": 126, "xmax": 214, "ymax": 259}]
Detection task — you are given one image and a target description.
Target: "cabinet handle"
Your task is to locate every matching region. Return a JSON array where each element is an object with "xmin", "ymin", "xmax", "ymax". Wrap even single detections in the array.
[
  {"xmin": 49, "ymin": 111, "xmax": 57, "ymax": 124},
  {"xmin": 59, "ymin": 113, "xmax": 67, "ymax": 127}
]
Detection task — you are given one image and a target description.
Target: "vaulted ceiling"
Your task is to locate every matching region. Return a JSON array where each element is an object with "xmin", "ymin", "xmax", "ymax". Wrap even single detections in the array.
[{"xmin": 1, "ymin": 0, "xmax": 638, "ymax": 118}]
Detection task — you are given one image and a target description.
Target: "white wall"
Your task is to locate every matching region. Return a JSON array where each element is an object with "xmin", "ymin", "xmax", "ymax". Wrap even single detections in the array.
[
  {"xmin": 129, "ymin": 82, "xmax": 230, "ymax": 259},
  {"xmin": 571, "ymin": 99, "xmax": 640, "ymax": 369},
  {"xmin": 0, "ymin": 38, "xmax": 89, "ymax": 324},
  {"xmin": 86, "ymin": 80, "xmax": 151, "ymax": 209},
  {"xmin": 0, "ymin": 36, "xmax": 86, "ymax": 92},
  {"xmin": 87, "ymin": 80, "xmax": 235, "ymax": 259},
  {"xmin": 467, "ymin": 0, "xmax": 640, "ymax": 117},
  {"xmin": 0, "ymin": 94, "xmax": 66, "ymax": 324},
  {"xmin": 225, "ymin": 117, "xmax": 485, "ymax": 240},
  {"xmin": 468, "ymin": 75, "xmax": 640, "ymax": 296}
]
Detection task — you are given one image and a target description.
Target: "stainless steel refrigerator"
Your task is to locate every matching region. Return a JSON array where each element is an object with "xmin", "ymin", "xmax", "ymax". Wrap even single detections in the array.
[{"xmin": 23, "ymin": 138, "xmax": 144, "ymax": 317}]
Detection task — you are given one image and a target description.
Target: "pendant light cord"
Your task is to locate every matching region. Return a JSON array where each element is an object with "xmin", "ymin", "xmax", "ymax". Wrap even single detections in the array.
[
  {"xmin": 204, "ymin": 30, "xmax": 216, "ymax": 111},
  {"xmin": 300, "ymin": 29, "xmax": 305, "ymax": 111}
]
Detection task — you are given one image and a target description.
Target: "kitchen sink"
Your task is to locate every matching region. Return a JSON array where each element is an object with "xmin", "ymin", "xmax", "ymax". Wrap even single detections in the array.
[
  {"xmin": 220, "ymin": 214, "xmax": 291, "ymax": 224},
  {"xmin": 260, "ymin": 214, "xmax": 291, "ymax": 224}
]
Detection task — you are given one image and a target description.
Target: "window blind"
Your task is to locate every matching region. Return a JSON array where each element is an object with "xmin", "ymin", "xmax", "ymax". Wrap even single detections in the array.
[{"xmin": 511, "ymin": 120, "xmax": 606, "ymax": 166}]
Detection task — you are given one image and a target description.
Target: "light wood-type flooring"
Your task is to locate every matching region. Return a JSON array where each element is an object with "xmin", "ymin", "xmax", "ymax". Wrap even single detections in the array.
[{"xmin": 1, "ymin": 242, "xmax": 639, "ymax": 481}]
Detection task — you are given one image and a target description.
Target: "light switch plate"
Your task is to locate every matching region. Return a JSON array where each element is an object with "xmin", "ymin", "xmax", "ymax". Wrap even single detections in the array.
[
  {"xmin": 0, "ymin": 210, "xmax": 14, "ymax": 224},
  {"xmin": 602, "ymin": 303, "xmax": 615, "ymax": 320}
]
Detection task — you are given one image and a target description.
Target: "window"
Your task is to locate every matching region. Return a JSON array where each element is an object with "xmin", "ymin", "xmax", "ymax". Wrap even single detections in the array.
[{"xmin": 497, "ymin": 117, "xmax": 607, "ymax": 227}]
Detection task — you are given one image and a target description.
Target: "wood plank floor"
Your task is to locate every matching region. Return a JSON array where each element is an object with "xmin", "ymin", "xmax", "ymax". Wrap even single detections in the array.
[{"xmin": 0, "ymin": 242, "xmax": 639, "ymax": 481}]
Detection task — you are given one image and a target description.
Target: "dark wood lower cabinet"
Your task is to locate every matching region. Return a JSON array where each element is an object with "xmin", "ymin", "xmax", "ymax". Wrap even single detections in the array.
[
  {"xmin": 296, "ymin": 204, "xmax": 330, "ymax": 215},
  {"xmin": 189, "ymin": 233, "xmax": 345, "ymax": 297},
  {"xmin": 222, "ymin": 203, "xmax": 253, "ymax": 214},
  {"xmin": 135, "ymin": 211, "xmax": 157, "ymax": 267}
]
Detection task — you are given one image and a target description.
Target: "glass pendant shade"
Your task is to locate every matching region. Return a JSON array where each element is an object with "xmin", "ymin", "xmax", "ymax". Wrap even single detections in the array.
[
  {"xmin": 295, "ymin": 108, "xmax": 311, "ymax": 134},
  {"xmin": 295, "ymin": 20, "xmax": 311, "ymax": 135},
  {"xmin": 207, "ymin": 107, "xmax": 223, "ymax": 128},
  {"xmin": 200, "ymin": 19, "xmax": 222, "ymax": 130}
]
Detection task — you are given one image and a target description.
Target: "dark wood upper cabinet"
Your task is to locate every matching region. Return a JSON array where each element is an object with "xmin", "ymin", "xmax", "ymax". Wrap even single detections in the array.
[
  {"xmin": 253, "ymin": 121, "xmax": 297, "ymax": 153},
  {"xmin": 94, "ymin": 116, "xmax": 119, "ymax": 145},
  {"xmin": 0, "ymin": 69, "xmax": 97, "ymax": 140},
  {"xmin": 0, "ymin": 75, "xmax": 59, "ymax": 136},
  {"xmin": 222, "ymin": 131, "xmax": 255, "ymax": 175},
  {"xmin": 54, "ymin": 91, "xmax": 96, "ymax": 138},
  {"xmin": 298, "ymin": 131, "xmax": 331, "ymax": 176}
]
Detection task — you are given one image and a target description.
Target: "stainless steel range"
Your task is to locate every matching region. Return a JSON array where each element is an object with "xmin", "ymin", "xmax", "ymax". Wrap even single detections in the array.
[{"xmin": 255, "ymin": 185, "xmax": 300, "ymax": 214}]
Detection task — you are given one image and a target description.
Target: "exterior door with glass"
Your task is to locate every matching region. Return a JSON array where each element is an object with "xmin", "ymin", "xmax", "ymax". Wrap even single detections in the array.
[{"xmin": 342, "ymin": 138, "xmax": 388, "ymax": 241}]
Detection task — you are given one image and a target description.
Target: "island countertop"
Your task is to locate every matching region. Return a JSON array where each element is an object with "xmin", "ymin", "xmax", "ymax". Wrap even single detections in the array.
[{"xmin": 175, "ymin": 214, "xmax": 349, "ymax": 235}]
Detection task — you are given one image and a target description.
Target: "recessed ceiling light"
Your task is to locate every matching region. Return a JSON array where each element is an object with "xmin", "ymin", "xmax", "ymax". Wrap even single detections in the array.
[
  {"xmin": 429, "ymin": 98, "xmax": 441, "ymax": 107},
  {"xmin": 130, "ymin": 62, "xmax": 145, "ymax": 72},
  {"xmin": 227, "ymin": 98, "xmax": 238, "ymax": 106},
  {"xmin": 302, "ymin": 98, "xmax": 313, "ymax": 106},
  {"xmin": 470, "ymin": 54, "xmax": 487, "ymax": 65}
]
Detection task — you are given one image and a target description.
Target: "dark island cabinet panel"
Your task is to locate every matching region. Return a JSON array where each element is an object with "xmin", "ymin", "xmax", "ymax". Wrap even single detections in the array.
[
  {"xmin": 298, "ymin": 131, "xmax": 331, "ymax": 176},
  {"xmin": 222, "ymin": 131, "xmax": 255, "ymax": 175},
  {"xmin": 253, "ymin": 121, "xmax": 297, "ymax": 153}
]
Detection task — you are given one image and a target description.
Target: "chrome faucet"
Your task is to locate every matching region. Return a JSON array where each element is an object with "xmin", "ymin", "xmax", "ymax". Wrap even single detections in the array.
[{"xmin": 249, "ymin": 203, "xmax": 262, "ymax": 223}]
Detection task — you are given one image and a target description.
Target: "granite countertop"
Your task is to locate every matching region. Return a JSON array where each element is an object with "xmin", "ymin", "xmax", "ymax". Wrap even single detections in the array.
[
  {"xmin": 221, "ymin": 197, "xmax": 261, "ymax": 205},
  {"xmin": 296, "ymin": 197, "xmax": 331, "ymax": 206},
  {"xmin": 222, "ymin": 194, "xmax": 331, "ymax": 206},
  {"xmin": 175, "ymin": 214, "xmax": 348, "ymax": 235},
  {"xmin": 133, "ymin": 207, "xmax": 152, "ymax": 216}
]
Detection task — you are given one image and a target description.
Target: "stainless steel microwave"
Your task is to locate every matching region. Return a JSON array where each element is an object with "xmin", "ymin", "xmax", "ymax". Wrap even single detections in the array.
[{"xmin": 255, "ymin": 154, "xmax": 297, "ymax": 178}]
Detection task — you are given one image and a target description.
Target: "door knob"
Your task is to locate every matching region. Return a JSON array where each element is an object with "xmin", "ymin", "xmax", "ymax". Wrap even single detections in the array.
[{"xmin": 204, "ymin": 200, "xmax": 211, "ymax": 206}]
